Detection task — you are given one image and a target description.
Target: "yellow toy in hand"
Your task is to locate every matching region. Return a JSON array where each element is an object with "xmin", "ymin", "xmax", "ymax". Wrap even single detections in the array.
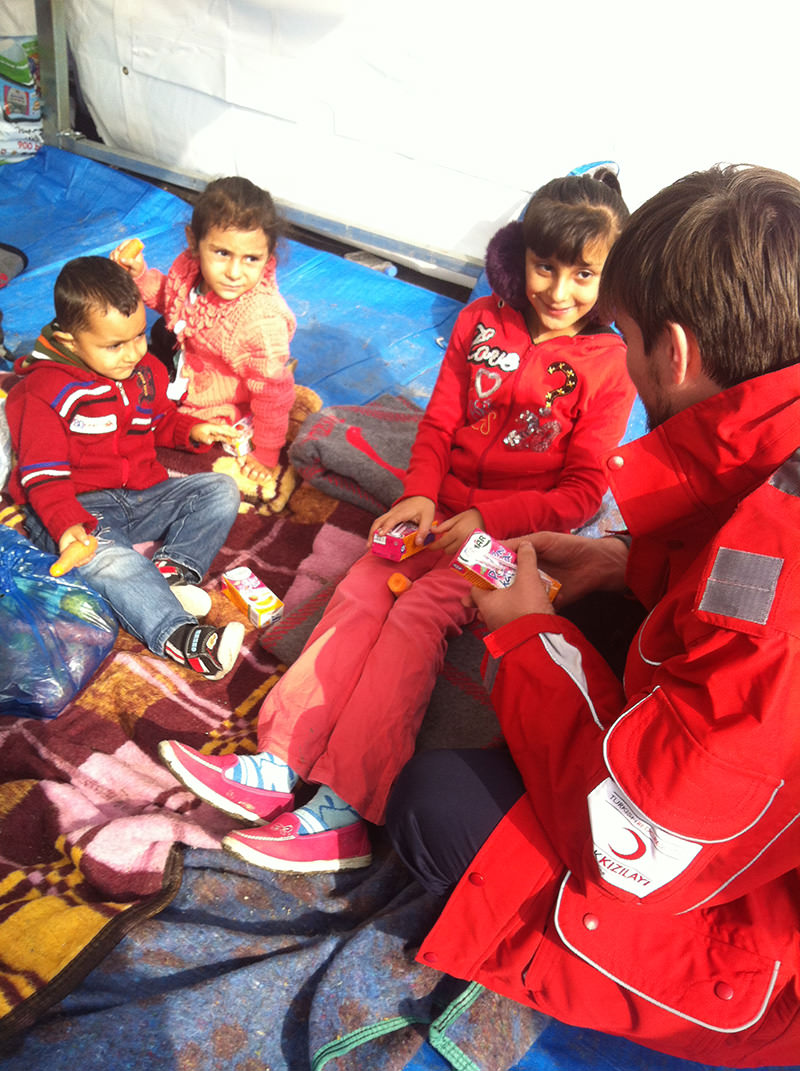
[{"xmin": 50, "ymin": 534, "xmax": 98, "ymax": 576}]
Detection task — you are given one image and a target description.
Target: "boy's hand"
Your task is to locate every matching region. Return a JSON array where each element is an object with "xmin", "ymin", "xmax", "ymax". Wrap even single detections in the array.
[
  {"xmin": 51, "ymin": 526, "xmax": 97, "ymax": 575},
  {"xmin": 427, "ymin": 507, "xmax": 483, "ymax": 556},
  {"xmin": 110, "ymin": 238, "xmax": 145, "ymax": 277},
  {"xmin": 470, "ymin": 541, "xmax": 554, "ymax": 631},
  {"xmin": 368, "ymin": 496, "xmax": 436, "ymax": 546},
  {"xmin": 189, "ymin": 422, "xmax": 240, "ymax": 447},
  {"xmin": 512, "ymin": 531, "xmax": 630, "ymax": 609}
]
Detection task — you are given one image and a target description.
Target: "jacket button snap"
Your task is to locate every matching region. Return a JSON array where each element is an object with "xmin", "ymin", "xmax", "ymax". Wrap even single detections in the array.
[
  {"xmin": 582, "ymin": 913, "xmax": 600, "ymax": 931},
  {"xmin": 422, "ymin": 951, "xmax": 439, "ymax": 964},
  {"xmin": 468, "ymin": 872, "xmax": 485, "ymax": 886},
  {"xmin": 607, "ymin": 455, "xmax": 624, "ymax": 470},
  {"xmin": 714, "ymin": 981, "xmax": 734, "ymax": 1001}
]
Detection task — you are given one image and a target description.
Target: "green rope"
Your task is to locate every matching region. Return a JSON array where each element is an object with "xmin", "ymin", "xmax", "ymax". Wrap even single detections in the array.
[
  {"xmin": 311, "ymin": 1013, "xmax": 429, "ymax": 1071},
  {"xmin": 310, "ymin": 980, "xmax": 487, "ymax": 1070},
  {"xmin": 428, "ymin": 981, "xmax": 486, "ymax": 1071}
]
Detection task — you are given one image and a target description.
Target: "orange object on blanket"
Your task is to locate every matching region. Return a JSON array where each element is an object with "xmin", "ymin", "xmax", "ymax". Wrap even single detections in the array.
[{"xmin": 49, "ymin": 534, "xmax": 98, "ymax": 576}]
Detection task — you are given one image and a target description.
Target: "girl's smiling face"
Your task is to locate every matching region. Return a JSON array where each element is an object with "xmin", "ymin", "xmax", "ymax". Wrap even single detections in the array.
[
  {"xmin": 523, "ymin": 238, "xmax": 610, "ymax": 342},
  {"xmin": 188, "ymin": 225, "xmax": 271, "ymax": 301}
]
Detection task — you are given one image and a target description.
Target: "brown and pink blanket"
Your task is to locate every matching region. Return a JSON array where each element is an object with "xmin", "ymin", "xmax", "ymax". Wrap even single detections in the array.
[{"xmin": 0, "ymin": 438, "xmax": 515, "ymax": 1068}]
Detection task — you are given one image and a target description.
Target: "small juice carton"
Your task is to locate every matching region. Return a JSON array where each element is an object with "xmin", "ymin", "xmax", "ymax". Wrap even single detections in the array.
[
  {"xmin": 451, "ymin": 529, "xmax": 561, "ymax": 602},
  {"xmin": 371, "ymin": 521, "xmax": 434, "ymax": 562},
  {"xmin": 223, "ymin": 416, "xmax": 254, "ymax": 458},
  {"xmin": 221, "ymin": 566, "xmax": 284, "ymax": 628}
]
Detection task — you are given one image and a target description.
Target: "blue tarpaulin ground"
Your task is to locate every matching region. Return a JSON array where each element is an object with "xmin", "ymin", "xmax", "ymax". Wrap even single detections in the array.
[
  {"xmin": 0, "ymin": 146, "xmax": 464, "ymax": 408},
  {"xmin": 1, "ymin": 147, "xmax": 787, "ymax": 1071}
]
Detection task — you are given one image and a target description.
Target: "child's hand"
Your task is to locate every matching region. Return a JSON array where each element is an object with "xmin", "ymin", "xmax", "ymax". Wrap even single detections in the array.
[
  {"xmin": 51, "ymin": 526, "xmax": 97, "ymax": 575},
  {"xmin": 189, "ymin": 422, "xmax": 240, "ymax": 447},
  {"xmin": 368, "ymin": 496, "xmax": 436, "ymax": 546},
  {"xmin": 110, "ymin": 237, "xmax": 145, "ymax": 277},
  {"xmin": 427, "ymin": 507, "xmax": 483, "ymax": 556},
  {"xmin": 470, "ymin": 541, "xmax": 554, "ymax": 631}
]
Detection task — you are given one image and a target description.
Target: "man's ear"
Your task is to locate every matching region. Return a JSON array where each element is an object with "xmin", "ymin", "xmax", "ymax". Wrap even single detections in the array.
[
  {"xmin": 665, "ymin": 322, "xmax": 718, "ymax": 405},
  {"xmin": 664, "ymin": 322, "xmax": 703, "ymax": 387}
]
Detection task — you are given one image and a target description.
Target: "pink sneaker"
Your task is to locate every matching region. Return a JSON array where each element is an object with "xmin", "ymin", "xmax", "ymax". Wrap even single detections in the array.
[
  {"xmin": 222, "ymin": 812, "xmax": 372, "ymax": 873},
  {"xmin": 158, "ymin": 740, "xmax": 294, "ymax": 824}
]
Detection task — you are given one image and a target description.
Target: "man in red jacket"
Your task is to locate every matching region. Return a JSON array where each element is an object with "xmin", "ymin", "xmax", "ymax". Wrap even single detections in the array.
[{"xmin": 386, "ymin": 164, "xmax": 800, "ymax": 1067}]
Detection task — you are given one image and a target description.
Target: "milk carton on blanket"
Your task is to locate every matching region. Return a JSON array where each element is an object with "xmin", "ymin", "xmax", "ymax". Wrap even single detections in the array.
[{"xmin": 222, "ymin": 567, "xmax": 284, "ymax": 628}]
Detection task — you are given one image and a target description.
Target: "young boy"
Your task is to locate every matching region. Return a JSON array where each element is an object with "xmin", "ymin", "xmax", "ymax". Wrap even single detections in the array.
[{"xmin": 6, "ymin": 256, "xmax": 245, "ymax": 680}]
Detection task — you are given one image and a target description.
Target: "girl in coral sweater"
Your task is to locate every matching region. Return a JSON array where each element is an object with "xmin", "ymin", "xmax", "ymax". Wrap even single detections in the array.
[
  {"xmin": 160, "ymin": 170, "xmax": 636, "ymax": 874},
  {"xmin": 113, "ymin": 177, "xmax": 299, "ymax": 503}
]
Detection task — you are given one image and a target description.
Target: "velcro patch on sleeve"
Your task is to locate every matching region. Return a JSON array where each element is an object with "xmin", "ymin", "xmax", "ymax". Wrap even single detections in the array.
[{"xmin": 698, "ymin": 547, "xmax": 782, "ymax": 625}]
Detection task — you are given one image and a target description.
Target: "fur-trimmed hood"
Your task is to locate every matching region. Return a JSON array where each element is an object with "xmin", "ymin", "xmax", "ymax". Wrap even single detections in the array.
[{"xmin": 483, "ymin": 220, "xmax": 529, "ymax": 311}]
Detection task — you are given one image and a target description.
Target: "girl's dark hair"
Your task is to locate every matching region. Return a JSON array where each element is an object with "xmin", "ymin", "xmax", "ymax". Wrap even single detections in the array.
[
  {"xmin": 190, "ymin": 176, "xmax": 287, "ymax": 256},
  {"xmin": 522, "ymin": 169, "xmax": 629, "ymax": 263},
  {"xmin": 484, "ymin": 169, "xmax": 629, "ymax": 316},
  {"xmin": 55, "ymin": 256, "xmax": 141, "ymax": 334}
]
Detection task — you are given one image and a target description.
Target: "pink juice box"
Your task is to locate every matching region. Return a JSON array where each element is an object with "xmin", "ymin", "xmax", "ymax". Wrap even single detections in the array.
[
  {"xmin": 451, "ymin": 529, "xmax": 561, "ymax": 602},
  {"xmin": 221, "ymin": 566, "xmax": 284, "ymax": 628},
  {"xmin": 371, "ymin": 521, "xmax": 435, "ymax": 562}
]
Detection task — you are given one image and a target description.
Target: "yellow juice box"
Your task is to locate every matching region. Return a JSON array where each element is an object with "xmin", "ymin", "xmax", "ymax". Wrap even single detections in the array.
[{"xmin": 221, "ymin": 566, "xmax": 284, "ymax": 628}]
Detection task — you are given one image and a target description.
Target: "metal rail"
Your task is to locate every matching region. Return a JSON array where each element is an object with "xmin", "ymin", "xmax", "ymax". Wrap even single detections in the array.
[{"xmin": 32, "ymin": 0, "xmax": 481, "ymax": 286}]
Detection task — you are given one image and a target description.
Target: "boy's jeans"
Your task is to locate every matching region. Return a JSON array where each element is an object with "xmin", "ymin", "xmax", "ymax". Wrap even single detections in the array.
[{"xmin": 25, "ymin": 473, "xmax": 240, "ymax": 655}]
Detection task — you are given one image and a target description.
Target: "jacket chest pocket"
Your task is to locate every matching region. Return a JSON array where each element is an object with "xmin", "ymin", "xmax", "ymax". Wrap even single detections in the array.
[{"xmin": 554, "ymin": 873, "xmax": 780, "ymax": 1033}]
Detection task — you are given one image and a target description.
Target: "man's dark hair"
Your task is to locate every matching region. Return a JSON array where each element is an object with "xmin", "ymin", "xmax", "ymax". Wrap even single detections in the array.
[
  {"xmin": 54, "ymin": 255, "xmax": 142, "ymax": 334},
  {"xmin": 600, "ymin": 164, "xmax": 800, "ymax": 388}
]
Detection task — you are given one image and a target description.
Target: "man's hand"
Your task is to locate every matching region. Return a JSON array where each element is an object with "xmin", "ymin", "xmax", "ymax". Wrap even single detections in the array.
[
  {"xmin": 471, "ymin": 541, "xmax": 554, "ymax": 631},
  {"xmin": 514, "ymin": 531, "xmax": 630, "ymax": 609},
  {"xmin": 368, "ymin": 496, "xmax": 436, "ymax": 547},
  {"xmin": 427, "ymin": 507, "xmax": 483, "ymax": 556}
]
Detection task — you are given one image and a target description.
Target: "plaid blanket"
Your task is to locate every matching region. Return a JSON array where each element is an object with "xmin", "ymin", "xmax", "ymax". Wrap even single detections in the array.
[
  {"xmin": 0, "ymin": 447, "xmax": 371, "ymax": 1035},
  {"xmin": 0, "ymin": 442, "xmax": 531, "ymax": 1069}
]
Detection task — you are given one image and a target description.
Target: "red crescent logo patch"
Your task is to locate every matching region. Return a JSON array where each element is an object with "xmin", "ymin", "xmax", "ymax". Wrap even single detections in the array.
[{"xmin": 609, "ymin": 828, "xmax": 647, "ymax": 860}]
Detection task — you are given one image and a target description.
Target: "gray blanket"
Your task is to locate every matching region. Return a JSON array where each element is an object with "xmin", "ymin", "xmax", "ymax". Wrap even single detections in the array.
[{"xmin": 289, "ymin": 394, "xmax": 422, "ymax": 514}]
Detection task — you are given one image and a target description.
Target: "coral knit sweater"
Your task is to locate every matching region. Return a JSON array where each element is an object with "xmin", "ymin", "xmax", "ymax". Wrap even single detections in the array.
[{"xmin": 136, "ymin": 250, "xmax": 296, "ymax": 467}]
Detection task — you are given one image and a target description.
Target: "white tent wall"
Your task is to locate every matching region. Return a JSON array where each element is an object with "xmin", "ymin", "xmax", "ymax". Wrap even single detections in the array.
[{"xmin": 8, "ymin": 0, "xmax": 800, "ymax": 284}]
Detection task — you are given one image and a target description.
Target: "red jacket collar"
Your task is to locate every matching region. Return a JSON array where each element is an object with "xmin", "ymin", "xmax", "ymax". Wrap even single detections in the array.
[{"xmin": 607, "ymin": 363, "xmax": 800, "ymax": 542}]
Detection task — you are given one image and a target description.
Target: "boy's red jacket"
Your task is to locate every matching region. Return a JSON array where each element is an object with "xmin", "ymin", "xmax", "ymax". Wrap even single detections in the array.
[
  {"xmin": 6, "ymin": 325, "xmax": 207, "ymax": 542},
  {"xmin": 418, "ymin": 362, "xmax": 800, "ymax": 1066},
  {"xmin": 401, "ymin": 295, "xmax": 635, "ymax": 536}
]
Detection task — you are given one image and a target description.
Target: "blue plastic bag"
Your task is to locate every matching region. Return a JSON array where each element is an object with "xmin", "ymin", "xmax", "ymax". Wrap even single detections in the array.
[{"xmin": 0, "ymin": 526, "xmax": 118, "ymax": 718}]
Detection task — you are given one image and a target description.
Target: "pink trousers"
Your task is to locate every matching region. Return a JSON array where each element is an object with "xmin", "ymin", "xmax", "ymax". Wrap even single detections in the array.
[{"xmin": 257, "ymin": 545, "xmax": 475, "ymax": 823}]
